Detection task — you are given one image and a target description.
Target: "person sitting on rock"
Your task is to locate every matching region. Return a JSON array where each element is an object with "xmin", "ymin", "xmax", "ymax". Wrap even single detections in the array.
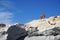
[{"xmin": 40, "ymin": 13, "xmax": 45, "ymax": 19}]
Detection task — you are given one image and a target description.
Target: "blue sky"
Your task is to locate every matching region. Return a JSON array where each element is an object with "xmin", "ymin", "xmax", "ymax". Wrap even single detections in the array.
[{"xmin": 0, "ymin": 0, "xmax": 60, "ymax": 24}]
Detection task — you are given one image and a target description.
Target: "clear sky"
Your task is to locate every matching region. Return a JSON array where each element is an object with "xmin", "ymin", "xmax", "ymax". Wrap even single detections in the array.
[{"xmin": 0, "ymin": 0, "xmax": 60, "ymax": 24}]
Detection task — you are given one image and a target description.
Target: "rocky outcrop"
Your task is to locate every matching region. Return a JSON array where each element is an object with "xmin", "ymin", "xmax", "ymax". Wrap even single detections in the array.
[
  {"xmin": 0, "ymin": 16, "xmax": 60, "ymax": 40},
  {"xmin": 24, "ymin": 16, "xmax": 60, "ymax": 32},
  {"xmin": 24, "ymin": 35, "xmax": 60, "ymax": 40},
  {"xmin": 24, "ymin": 16, "xmax": 60, "ymax": 40},
  {"xmin": 0, "ymin": 23, "xmax": 28, "ymax": 40},
  {"xmin": 6, "ymin": 23, "xmax": 27, "ymax": 40},
  {"xmin": 0, "ymin": 24, "xmax": 10, "ymax": 40}
]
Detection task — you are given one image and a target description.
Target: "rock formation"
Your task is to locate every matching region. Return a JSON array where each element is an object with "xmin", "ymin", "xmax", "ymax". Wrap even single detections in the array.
[
  {"xmin": 0, "ymin": 24, "xmax": 10, "ymax": 40},
  {"xmin": 0, "ymin": 23, "xmax": 28, "ymax": 40},
  {"xmin": 24, "ymin": 16, "xmax": 60, "ymax": 37},
  {"xmin": 0, "ymin": 16, "xmax": 60, "ymax": 40},
  {"xmin": 6, "ymin": 23, "xmax": 27, "ymax": 40}
]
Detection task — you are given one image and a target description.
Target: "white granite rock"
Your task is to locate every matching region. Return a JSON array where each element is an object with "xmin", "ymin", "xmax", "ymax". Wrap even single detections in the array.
[
  {"xmin": 25, "ymin": 35, "xmax": 60, "ymax": 40},
  {"xmin": 0, "ymin": 24, "xmax": 10, "ymax": 40},
  {"xmin": 24, "ymin": 36, "xmax": 55, "ymax": 40}
]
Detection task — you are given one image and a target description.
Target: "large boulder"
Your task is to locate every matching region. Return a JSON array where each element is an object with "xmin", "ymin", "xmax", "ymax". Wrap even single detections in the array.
[{"xmin": 6, "ymin": 23, "xmax": 28, "ymax": 40}]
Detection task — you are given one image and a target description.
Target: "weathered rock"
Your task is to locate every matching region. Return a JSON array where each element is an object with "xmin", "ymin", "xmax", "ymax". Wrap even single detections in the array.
[
  {"xmin": 0, "ymin": 24, "xmax": 10, "ymax": 40},
  {"xmin": 25, "ymin": 35, "xmax": 60, "ymax": 40},
  {"xmin": 27, "ymin": 27, "xmax": 39, "ymax": 37},
  {"xmin": 24, "ymin": 16, "xmax": 60, "ymax": 38},
  {"xmin": 39, "ymin": 27, "xmax": 60, "ymax": 36},
  {"xmin": 25, "ymin": 36, "xmax": 55, "ymax": 40},
  {"xmin": 0, "ymin": 16, "xmax": 60, "ymax": 40},
  {"xmin": 27, "ymin": 27, "xmax": 60, "ymax": 37},
  {"xmin": 6, "ymin": 23, "xmax": 28, "ymax": 40},
  {"xmin": 24, "ymin": 16, "xmax": 60, "ymax": 32}
]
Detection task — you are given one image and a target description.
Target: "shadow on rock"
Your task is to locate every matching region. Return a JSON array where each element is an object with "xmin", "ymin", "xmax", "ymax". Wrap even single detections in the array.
[{"xmin": 6, "ymin": 24, "xmax": 28, "ymax": 40}]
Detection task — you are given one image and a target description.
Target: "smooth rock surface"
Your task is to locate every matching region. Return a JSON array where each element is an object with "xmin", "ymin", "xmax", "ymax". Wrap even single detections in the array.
[
  {"xmin": 6, "ymin": 24, "xmax": 27, "ymax": 40},
  {"xmin": 24, "ymin": 36, "xmax": 55, "ymax": 40},
  {"xmin": 24, "ymin": 36, "xmax": 60, "ymax": 40}
]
